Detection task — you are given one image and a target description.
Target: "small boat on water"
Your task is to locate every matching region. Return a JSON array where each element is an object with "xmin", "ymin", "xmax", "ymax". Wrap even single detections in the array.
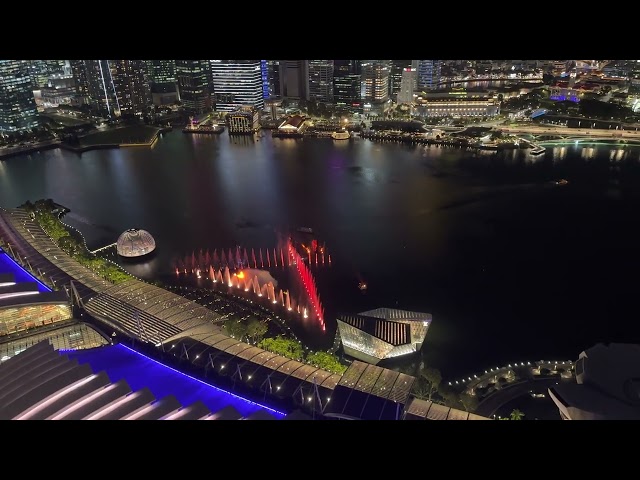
[
  {"xmin": 358, "ymin": 282, "xmax": 367, "ymax": 291},
  {"xmin": 297, "ymin": 227, "xmax": 313, "ymax": 234},
  {"xmin": 555, "ymin": 179, "xmax": 569, "ymax": 186},
  {"xmin": 331, "ymin": 130, "xmax": 350, "ymax": 140}
]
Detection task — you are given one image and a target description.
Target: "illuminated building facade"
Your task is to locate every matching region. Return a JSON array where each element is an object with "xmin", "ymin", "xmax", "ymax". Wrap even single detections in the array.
[
  {"xmin": 0, "ymin": 60, "xmax": 39, "ymax": 132},
  {"xmin": 308, "ymin": 60, "xmax": 334, "ymax": 103},
  {"xmin": 116, "ymin": 229, "xmax": 156, "ymax": 258},
  {"xmin": 337, "ymin": 308, "xmax": 432, "ymax": 365},
  {"xmin": 226, "ymin": 106, "xmax": 260, "ymax": 134},
  {"xmin": 414, "ymin": 90, "xmax": 499, "ymax": 118},
  {"xmin": 70, "ymin": 60, "xmax": 151, "ymax": 117},
  {"xmin": 333, "ymin": 60, "xmax": 362, "ymax": 112},
  {"xmin": 361, "ymin": 60, "xmax": 391, "ymax": 115},
  {"xmin": 145, "ymin": 60, "xmax": 178, "ymax": 104},
  {"xmin": 0, "ymin": 283, "xmax": 71, "ymax": 337},
  {"xmin": 210, "ymin": 60, "xmax": 264, "ymax": 112},
  {"xmin": 175, "ymin": 60, "xmax": 213, "ymax": 114}
]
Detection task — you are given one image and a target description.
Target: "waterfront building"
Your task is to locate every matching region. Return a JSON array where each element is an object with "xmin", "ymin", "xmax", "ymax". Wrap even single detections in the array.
[
  {"xmin": 336, "ymin": 307, "xmax": 432, "ymax": 364},
  {"xmin": 549, "ymin": 343, "xmax": 640, "ymax": 420},
  {"xmin": 209, "ymin": 60, "xmax": 264, "ymax": 112},
  {"xmin": 116, "ymin": 229, "xmax": 156, "ymax": 258},
  {"xmin": 413, "ymin": 89, "xmax": 500, "ymax": 118},
  {"xmin": 175, "ymin": 60, "xmax": 213, "ymax": 114},
  {"xmin": 264, "ymin": 97, "xmax": 283, "ymax": 120},
  {"xmin": 0, "ymin": 60, "xmax": 39, "ymax": 133},
  {"xmin": 277, "ymin": 114, "xmax": 307, "ymax": 134},
  {"xmin": 226, "ymin": 106, "xmax": 260, "ymax": 134},
  {"xmin": 308, "ymin": 60, "xmax": 334, "ymax": 104}
]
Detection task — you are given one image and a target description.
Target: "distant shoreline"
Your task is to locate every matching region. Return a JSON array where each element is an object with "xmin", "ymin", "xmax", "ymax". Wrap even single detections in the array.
[{"xmin": 0, "ymin": 126, "xmax": 171, "ymax": 160}]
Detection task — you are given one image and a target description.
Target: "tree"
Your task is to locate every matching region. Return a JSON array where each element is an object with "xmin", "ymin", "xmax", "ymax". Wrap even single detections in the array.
[
  {"xmin": 223, "ymin": 319, "xmax": 248, "ymax": 341},
  {"xmin": 58, "ymin": 235, "xmax": 81, "ymax": 256},
  {"xmin": 246, "ymin": 318, "xmax": 268, "ymax": 344},
  {"xmin": 420, "ymin": 367, "xmax": 442, "ymax": 401},
  {"xmin": 510, "ymin": 409, "xmax": 525, "ymax": 420},
  {"xmin": 306, "ymin": 351, "xmax": 347, "ymax": 374},
  {"xmin": 460, "ymin": 393, "xmax": 479, "ymax": 412}
]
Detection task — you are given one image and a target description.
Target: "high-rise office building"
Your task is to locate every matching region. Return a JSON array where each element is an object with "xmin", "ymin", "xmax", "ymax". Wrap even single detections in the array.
[
  {"xmin": 0, "ymin": 60, "xmax": 39, "ymax": 133},
  {"xmin": 333, "ymin": 60, "xmax": 361, "ymax": 111},
  {"xmin": 279, "ymin": 60, "xmax": 309, "ymax": 100},
  {"xmin": 397, "ymin": 67, "xmax": 416, "ymax": 104},
  {"xmin": 175, "ymin": 60, "xmax": 213, "ymax": 114},
  {"xmin": 308, "ymin": 60, "xmax": 334, "ymax": 103},
  {"xmin": 72, "ymin": 60, "xmax": 151, "ymax": 117},
  {"xmin": 260, "ymin": 60, "xmax": 270, "ymax": 99},
  {"xmin": 266, "ymin": 60, "xmax": 280, "ymax": 98},
  {"xmin": 361, "ymin": 60, "xmax": 390, "ymax": 115},
  {"xmin": 389, "ymin": 60, "xmax": 412, "ymax": 101},
  {"xmin": 145, "ymin": 60, "xmax": 176, "ymax": 90},
  {"xmin": 209, "ymin": 60, "xmax": 264, "ymax": 112},
  {"xmin": 417, "ymin": 60, "xmax": 442, "ymax": 90},
  {"xmin": 28, "ymin": 60, "xmax": 66, "ymax": 88},
  {"xmin": 110, "ymin": 60, "xmax": 151, "ymax": 116}
]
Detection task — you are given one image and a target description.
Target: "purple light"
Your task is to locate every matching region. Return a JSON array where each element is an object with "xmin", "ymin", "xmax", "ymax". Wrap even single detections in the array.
[
  {"xmin": 0, "ymin": 250, "xmax": 51, "ymax": 292},
  {"xmin": 65, "ymin": 344, "xmax": 286, "ymax": 418}
]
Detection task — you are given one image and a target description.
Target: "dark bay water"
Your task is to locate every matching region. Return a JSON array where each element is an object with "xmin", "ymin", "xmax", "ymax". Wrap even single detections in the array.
[{"xmin": 2, "ymin": 130, "xmax": 640, "ymax": 379}]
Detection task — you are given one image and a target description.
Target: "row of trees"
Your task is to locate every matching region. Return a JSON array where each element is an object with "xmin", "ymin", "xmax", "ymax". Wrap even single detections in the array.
[
  {"xmin": 23, "ymin": 200, "xmax": 131, "ymax": 285},
  {"xmin": 257, "ymin": 336, "xmax": 347, "ymax": 374}
]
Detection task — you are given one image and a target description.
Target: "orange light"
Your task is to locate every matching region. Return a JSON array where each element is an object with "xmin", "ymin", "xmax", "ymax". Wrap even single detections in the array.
[{"xmin": 237, "ymin": 271, "xmax": 245, "ymax": 279}]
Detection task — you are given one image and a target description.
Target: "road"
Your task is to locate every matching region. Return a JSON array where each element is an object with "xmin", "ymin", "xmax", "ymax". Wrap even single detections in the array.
[{"xmin": 500, "ymin": 124, "xmax": 640, "ymax": 140}]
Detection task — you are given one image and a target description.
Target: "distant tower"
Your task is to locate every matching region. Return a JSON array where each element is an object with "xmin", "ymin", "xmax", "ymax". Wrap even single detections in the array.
[
  {"xmin": 333, "ymin": 60, "xmax": 361, "ymax": 111},
  {"xmin": 361, "ymin": 60, "xmax": 391, "ymax": 115},
  {"xmin": 0, "ymin": 60, "xmax": 39, "ymax": 132},
  {"xmin": 266, "ymin": 60, "xmax": 280, "ymax": 98},
  {"xmin": 397, "ymin": 67, "xmax": 416, "ymax": 104},
  {"xmin": 74, "ymin": 60, "xmax": 151, "ymax": 117},
  {"xmin": 175, "ymin": 60, "xmax": 213, "ymax": 114},
  {"xmin": 279, "ymin": 60, "xmax": 309, "ymax": 100},
  {"xmin": 209, "ymin": 60, "xmax": 264, "ymax": 112},
  {"xmin": 308, "ymin": 60, "xmax": 334, "ymax": 103},
  {"xmin": 417, "ymin": 60, "xmax": 442, "ymax": 90},
  {"xmin": 389, "ymin": 60, "xmax": 412, "ymax": 101}
]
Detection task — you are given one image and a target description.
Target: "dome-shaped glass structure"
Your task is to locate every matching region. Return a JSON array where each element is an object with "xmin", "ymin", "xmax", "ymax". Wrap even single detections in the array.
[{"xmin": 116, "ymin": 229, "xmax": 156, "ymax": 258}]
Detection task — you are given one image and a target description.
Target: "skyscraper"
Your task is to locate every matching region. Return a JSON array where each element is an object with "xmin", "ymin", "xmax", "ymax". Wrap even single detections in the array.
[
  {"xmin": 72, "ymin": 60, "xmax": 151, "ymax": 117},
  {"xmin": 209, "ymin": 60, "xmax": 264, "ymax": 112},
  {"xmin": 361, "ymin": 60, "xmax": 390, "ymax": 115},
  {"xmin": 28, "ymin": 60, "xmax": 66, "ymax": 88},
  {"xmin": 175, "ymin": 60, "xmax": 213, "ymax": 114},
  {"xmin": 145, "ymin": 60, "xmax": 176, "ymax": 90},
  {"xmin": 333, "ymin": 60, "xmax": 361, "ymax": 111},
  {"xmin": 417, "ymin": 60, "xmax": 442, "ymax": 90},
  {"xmin": 308, "ymin": 60, "xmax": 334, "ymax": 103},
  {"xmin": 0, "ymin": 60, "xmax": 39, "ymax": 133},
  {"xmin": 266, "ymin": 60, "xmax": 280, "ymax": 98},
  {"xmin": 279, "ymin": 60, "xmax": 309, "ymax": 100},
  {"xmin": 397, "ymin": 67, "xmax": 416, "ymax": 104},
  {"xmin": 389, "ymin": 60, "xmax": 412, "ymax": 101},
  {"xmin": 110, "ymin": 60, "xmax": 151, "ymax": 116}
]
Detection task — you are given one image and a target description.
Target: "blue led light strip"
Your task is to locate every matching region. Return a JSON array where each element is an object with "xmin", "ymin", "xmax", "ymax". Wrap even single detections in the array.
[
  {"xmin": 0, "ymin": 250, "xmax": 52, "ymax": 292},
  {"xmin": 117, "ymin": 343, "xmax": 287, "ymax": 417}
]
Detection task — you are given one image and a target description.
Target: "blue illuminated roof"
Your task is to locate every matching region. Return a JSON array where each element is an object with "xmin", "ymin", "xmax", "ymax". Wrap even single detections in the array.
[
  {"xmin": 0, "ymin": 249, "xmax": 51, "ymax": 292},
  {"xmin": 65, "ymin": 343, "xmax": 286, "ymax": 418}
]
